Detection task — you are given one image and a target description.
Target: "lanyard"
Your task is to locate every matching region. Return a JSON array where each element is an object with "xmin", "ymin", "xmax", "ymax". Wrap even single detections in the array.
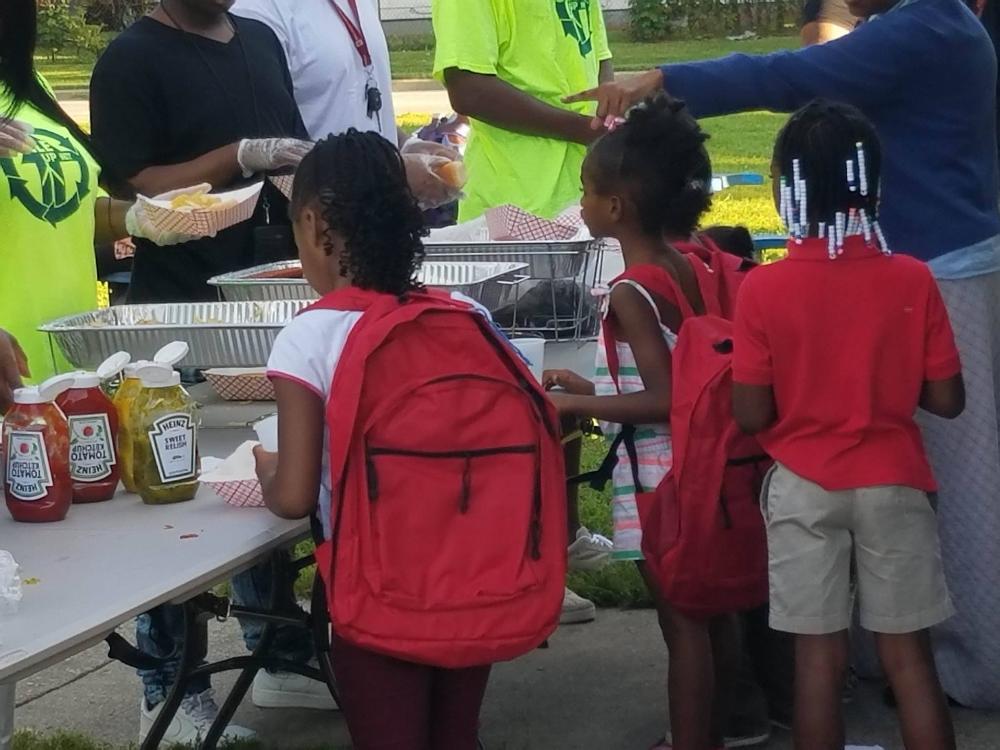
[{"xmin": 330, "ymin": 0, "xmax": 372, "ymax": 68}]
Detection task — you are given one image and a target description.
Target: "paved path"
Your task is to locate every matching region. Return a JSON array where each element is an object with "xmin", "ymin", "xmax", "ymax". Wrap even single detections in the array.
[{"xmin": 12, "ymin": 609, "xmax": 1000, "ymax": 749}]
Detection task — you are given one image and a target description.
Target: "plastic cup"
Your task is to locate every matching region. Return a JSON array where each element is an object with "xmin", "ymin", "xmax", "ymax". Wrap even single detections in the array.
[
  {"xmin": 511, "ymin": 338, "xmax": 546, "ymax": 383},
  {"xmin": 253, "ymin": 414, "xmax": 279, "ymax": 452}
]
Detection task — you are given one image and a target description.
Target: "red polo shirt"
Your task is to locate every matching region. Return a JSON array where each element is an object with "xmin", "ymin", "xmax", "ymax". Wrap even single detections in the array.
[{"xmin": 733, "ymin": 237, "xmax": 961, "ymax": 492}]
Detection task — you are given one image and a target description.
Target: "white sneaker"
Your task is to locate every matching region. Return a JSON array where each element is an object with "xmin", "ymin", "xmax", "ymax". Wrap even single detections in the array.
[
  {"xmin": 138, "ymin": 689, "xmax": 256, "ymax": 746},
  {"xmin": 252, "ymin": 664, "xmax": 338, "ymax": 710},
  {"xmin": 560, "ymin": 587, "xmax": 596, "ymax": 625},
  {"xmin": 567, "ymin": 526, "xmax": 613, "ymax": 571}
]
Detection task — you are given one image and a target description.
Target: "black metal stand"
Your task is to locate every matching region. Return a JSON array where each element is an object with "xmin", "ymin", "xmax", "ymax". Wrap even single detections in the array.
[{"xmin": 109, "ymin": 549, "xmax": 337, "ymax": 750}]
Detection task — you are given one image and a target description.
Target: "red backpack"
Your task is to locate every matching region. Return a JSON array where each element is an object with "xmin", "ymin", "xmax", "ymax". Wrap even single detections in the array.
[
  {"xmin": 310, "ymin": 288, "xmax": 567, "ymax": 668},
  {"xmin": 601, "ymin": 245, "xmax": 769, "ymax": 618},
  {"xmin": 679, "ymin": 233, "xmax": 755, "ymax": 319}
]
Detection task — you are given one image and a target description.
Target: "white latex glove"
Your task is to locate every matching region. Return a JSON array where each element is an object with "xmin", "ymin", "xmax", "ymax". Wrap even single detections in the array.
[
  {"xmin": 125, "ymin": 186, "xmax": 219, "ymax": 246},
  {"xmin": 0, "ymin": 119, "xmax": 35, "ymax": 157},
  {"xmin": 403, "ymin": 153, "xmax": 463, "ymax": 211},
  {"xmin": 401, "ymin": 138, "xmax": 461, "ymax": 162},
  {"xmin": 237, "ymin": 138, "xmax": 313, "ymax": 175}
]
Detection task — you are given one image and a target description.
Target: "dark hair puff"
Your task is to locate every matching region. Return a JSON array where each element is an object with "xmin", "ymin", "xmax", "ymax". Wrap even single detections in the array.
[{"xmin": 589, "ymin": 94, "xmax": 713, "ymax": 236}]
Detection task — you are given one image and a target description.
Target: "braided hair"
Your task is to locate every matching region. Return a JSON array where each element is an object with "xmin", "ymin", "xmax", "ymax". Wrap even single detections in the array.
[
  {"xmin": 587, "ymin": 95, "xmax": 712, "ymax": 237},
  {"xmin": 773, "ymin": 100, "xmax": 886, "ymax": 257},
  {"xmin": 291, "ymin": 130, "xmax": 427, "ymax": 295}
]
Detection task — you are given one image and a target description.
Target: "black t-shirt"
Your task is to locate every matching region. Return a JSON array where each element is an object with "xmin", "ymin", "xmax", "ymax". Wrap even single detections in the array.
[{"xmin": 90, "ymin": 16, "xmax": 308, "ymax": 302}]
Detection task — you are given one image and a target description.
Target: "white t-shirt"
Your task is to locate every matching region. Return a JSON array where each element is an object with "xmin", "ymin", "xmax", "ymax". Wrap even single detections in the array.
[
  {"xmin": 232, "ymin": 0, "xmax": 397, "ymax": 142},
  {"xmin": 266, "ymin": 293, "xmax": 491, "ymax": 537}
]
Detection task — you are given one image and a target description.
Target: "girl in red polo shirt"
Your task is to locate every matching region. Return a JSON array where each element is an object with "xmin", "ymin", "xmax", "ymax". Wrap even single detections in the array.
[
  {"xmin": 732, "ymin": 100, "xmax": 965, "ymax": 750},
  {"xmin": 544, "ymin": 96, "xmax": 749, "ymax": 750}
]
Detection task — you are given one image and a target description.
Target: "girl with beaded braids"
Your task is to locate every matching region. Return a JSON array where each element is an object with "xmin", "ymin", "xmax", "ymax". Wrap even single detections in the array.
[
  {"xmin": 733, "ymin": 100, "xmax": 964, "ymax": 750},
  {"xmin": 254, "ymin": 129, "xmax": 493, "ymax": 749},
  {"xmin": 543, "ymin": 95, "xmax": 749, "ymax": 750}
]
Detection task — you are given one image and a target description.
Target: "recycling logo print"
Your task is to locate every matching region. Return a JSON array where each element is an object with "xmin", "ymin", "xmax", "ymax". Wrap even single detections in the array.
[
  {"xmin": 555, "ymin": 0, "xmax": 595, "ymax": 57},
  {"xmin": 1, "ymin": 128, "xmax": 90, "ymax": 226}
]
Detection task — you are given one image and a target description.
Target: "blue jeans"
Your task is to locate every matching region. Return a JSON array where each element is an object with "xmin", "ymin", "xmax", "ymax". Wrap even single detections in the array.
[{"xmin": 137, "ymin": 554, "xmax": 315, "ymax": 707}]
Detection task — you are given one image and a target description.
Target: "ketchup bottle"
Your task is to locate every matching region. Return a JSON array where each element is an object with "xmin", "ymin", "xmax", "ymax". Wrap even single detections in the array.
[
  {"xmin": 3, "ymin": 375, "xmax": 75, "ymax": 523},
  {"xmin": 57, "ymin": 352, "xmax": 130, "ymax": 503}
]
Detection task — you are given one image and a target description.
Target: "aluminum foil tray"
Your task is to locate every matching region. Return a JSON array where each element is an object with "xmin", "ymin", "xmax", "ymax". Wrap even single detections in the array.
[
  {"xmin": 209, "ymin": 260, "xmax": 530, "ymax": 311},
  {"xmin": 39, "ymin": 301, "xmax": 309, "ymax": 370},
  {"xmin": 422, "ymin": 240, "xmax": 597, "ymax": 280}
]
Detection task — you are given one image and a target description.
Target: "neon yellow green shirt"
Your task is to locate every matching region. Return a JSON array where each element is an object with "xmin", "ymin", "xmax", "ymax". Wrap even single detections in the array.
[
  {"xmin": 432, "ymin": 0, "xmax": 612, "ymax": 221},
  {"xmin": 0, "ymin": 83, "xmax": 99, "ymax": 380}
]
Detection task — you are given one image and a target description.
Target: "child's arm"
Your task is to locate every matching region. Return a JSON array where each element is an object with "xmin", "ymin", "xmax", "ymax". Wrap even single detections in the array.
[
  {"xmin": 253, "ymin": 378, "xmax": 324, "ymax": 520},
  {"xmin": 920, "ymin": 374, "xmax": 965, "ymax": 420},
  {"xmin": 548, "ymin": 284, "xmax": 672, "ymax": 424},
  {"xmin": 731, "ymin": 275, "xmax": 777, "ymax": 434},
  {"xmin": 732, "ymin": 383, "xmax": 778, "ymax": 434},
  {"xmin": 919, "ymin": 275, "xmax": 965, "ymax": 420}
]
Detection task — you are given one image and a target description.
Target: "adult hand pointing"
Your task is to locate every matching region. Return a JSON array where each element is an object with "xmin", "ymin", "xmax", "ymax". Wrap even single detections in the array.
[{"xmin": 563, "ymin": 69, "xmax": 665, "ymax": 130}]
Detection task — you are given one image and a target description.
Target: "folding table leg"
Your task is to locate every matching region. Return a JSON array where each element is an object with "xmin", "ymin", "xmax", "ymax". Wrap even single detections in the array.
[
  {"xmin": 202, "ymin": 551, "xmax": 284, "ymax": 750},
  {"xmin": 0, "ymin": 682, "xmax": 14, "ymax": 750},
  {"xmin": 140, "ymin": 601, "xmax": 209, "ymax": 750}
]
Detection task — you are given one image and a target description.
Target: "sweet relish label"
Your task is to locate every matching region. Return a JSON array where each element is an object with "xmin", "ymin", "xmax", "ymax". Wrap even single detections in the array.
[
  {"xmin": 148, "ymin": 414, "xmax": 196, "ymax": 483},
  {"xmin": 69, "ymin": 414, "xmax": 116, "ymax": 482},
  {"xmin": 6, "ymin": 431, "xmax": 54, "ymax": 501}
]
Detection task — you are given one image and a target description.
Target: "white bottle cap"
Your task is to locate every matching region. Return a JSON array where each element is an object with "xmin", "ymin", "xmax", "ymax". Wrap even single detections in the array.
[
  {"xmin": 123, "ymin": 360, "xmax": 151, "ymax": 379},
  {"xmin": 13, "ymin": 374, "xmax": 76, "ymax": 404},
  {"xmin": 154, "ymin": 341, "xmax": 189, "ymax": 367},
  {"xmin": 70, "ymin": 351, "xmax": 131, "ymax": 389},
  {"xmin": 122, "ymin": 342, "xmax": 185, "ymax": 381},
  {"xmin": 138, "ymin": 364, "xmax": 181, "ymax": 389}
]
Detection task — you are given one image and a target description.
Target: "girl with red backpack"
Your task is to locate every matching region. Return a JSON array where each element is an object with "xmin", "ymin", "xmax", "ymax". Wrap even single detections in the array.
[
  {"xmin": 543, "ymin": 96, "xmax": 761, "ymax": 750},
  {"xmin": 251, "ymin": 132, "xmax": 482, "ymax": 750}
]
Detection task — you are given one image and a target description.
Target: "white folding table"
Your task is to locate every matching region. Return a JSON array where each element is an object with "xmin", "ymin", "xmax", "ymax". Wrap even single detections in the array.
[{"xmin": 0, "ymin": 410, "xmax": 321, "ymax": 750}]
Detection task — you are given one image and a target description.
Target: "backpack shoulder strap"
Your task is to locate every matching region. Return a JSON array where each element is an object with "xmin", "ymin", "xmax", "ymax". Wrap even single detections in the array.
[{"xmin": 612, "ymin": 264, "xmax": 695, "ymax": 319}]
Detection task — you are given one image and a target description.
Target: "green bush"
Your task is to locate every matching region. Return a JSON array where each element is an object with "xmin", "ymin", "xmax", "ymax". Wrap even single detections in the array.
[
  {"xmin": 37, "ymin": 0, "xmax": 105, "ymax": 59},
  {"xmin": 84, "ymin": 0, "xmax": 152, "ymax": 31},
  {"xmin": 629, "ymin": 0, "xmax": 674, "ymax": 42}
]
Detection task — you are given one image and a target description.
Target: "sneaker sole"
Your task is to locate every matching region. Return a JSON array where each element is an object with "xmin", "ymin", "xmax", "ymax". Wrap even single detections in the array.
[
  {"xmin": 252, "ymin": 686, "xmax": 338, "ymax": 711},
  {"xmin": 725, "ymin": 731, "xmax": 771, "ymax": 748},
  {"xmin": 559, "ymin": 606, "xmax": 596, "ymax": 625},
  {"xmin": 665, "ymin": 730, "xmax": 770, "ymax": 749}
]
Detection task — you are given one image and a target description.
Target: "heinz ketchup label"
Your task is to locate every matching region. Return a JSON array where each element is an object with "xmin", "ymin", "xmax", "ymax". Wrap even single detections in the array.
[
  {"xmin": 6, "ymin": 431, "xmax": 54, "ymax": 501},
  {"xmin": 68, "ymin": 414, "xmax": 116, "ymax": 482}
]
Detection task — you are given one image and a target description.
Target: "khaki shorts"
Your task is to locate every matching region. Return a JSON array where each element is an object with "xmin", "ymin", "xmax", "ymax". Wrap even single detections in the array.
[{"xmin": 762, "ymin": 464, "xmax": 955, "ymax": 635}]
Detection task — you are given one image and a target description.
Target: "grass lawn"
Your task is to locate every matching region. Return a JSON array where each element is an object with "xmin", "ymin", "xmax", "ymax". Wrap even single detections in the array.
[
  {"xmin": 37, "ymin": 34, "xmax": 796, "ymax": 91},
  {"xmin": 389, "ymin": 33, "xmax": 794, "ymax": 79},
  {"xmin": 34, "ymin": 54, "xmax": 95, "ymax": 91}
]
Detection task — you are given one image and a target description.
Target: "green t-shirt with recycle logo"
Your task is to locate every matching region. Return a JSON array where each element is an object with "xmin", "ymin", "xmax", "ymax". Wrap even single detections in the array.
[
  {"xmin": 433, "ymin": 0, "xmax": 612, "ymax": 221},
  {"xmin": 0, "ymin": 80, "xmax": 99, "ymax": 381}
]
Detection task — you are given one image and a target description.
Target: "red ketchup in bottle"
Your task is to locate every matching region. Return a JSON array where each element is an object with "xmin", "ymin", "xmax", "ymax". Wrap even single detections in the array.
[
  {"xmin": 3, "ymin": 375, "xmax": 75, "ymax": 523},
  {"xmin": 56, "ymin": 353, "xmax": 130, "ymax": 503}
]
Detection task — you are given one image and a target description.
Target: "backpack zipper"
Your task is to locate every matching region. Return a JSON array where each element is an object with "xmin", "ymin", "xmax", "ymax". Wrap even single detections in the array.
[{"xmin": 365, "ymin": 443, "xmax": 536, "ymax": 505}]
